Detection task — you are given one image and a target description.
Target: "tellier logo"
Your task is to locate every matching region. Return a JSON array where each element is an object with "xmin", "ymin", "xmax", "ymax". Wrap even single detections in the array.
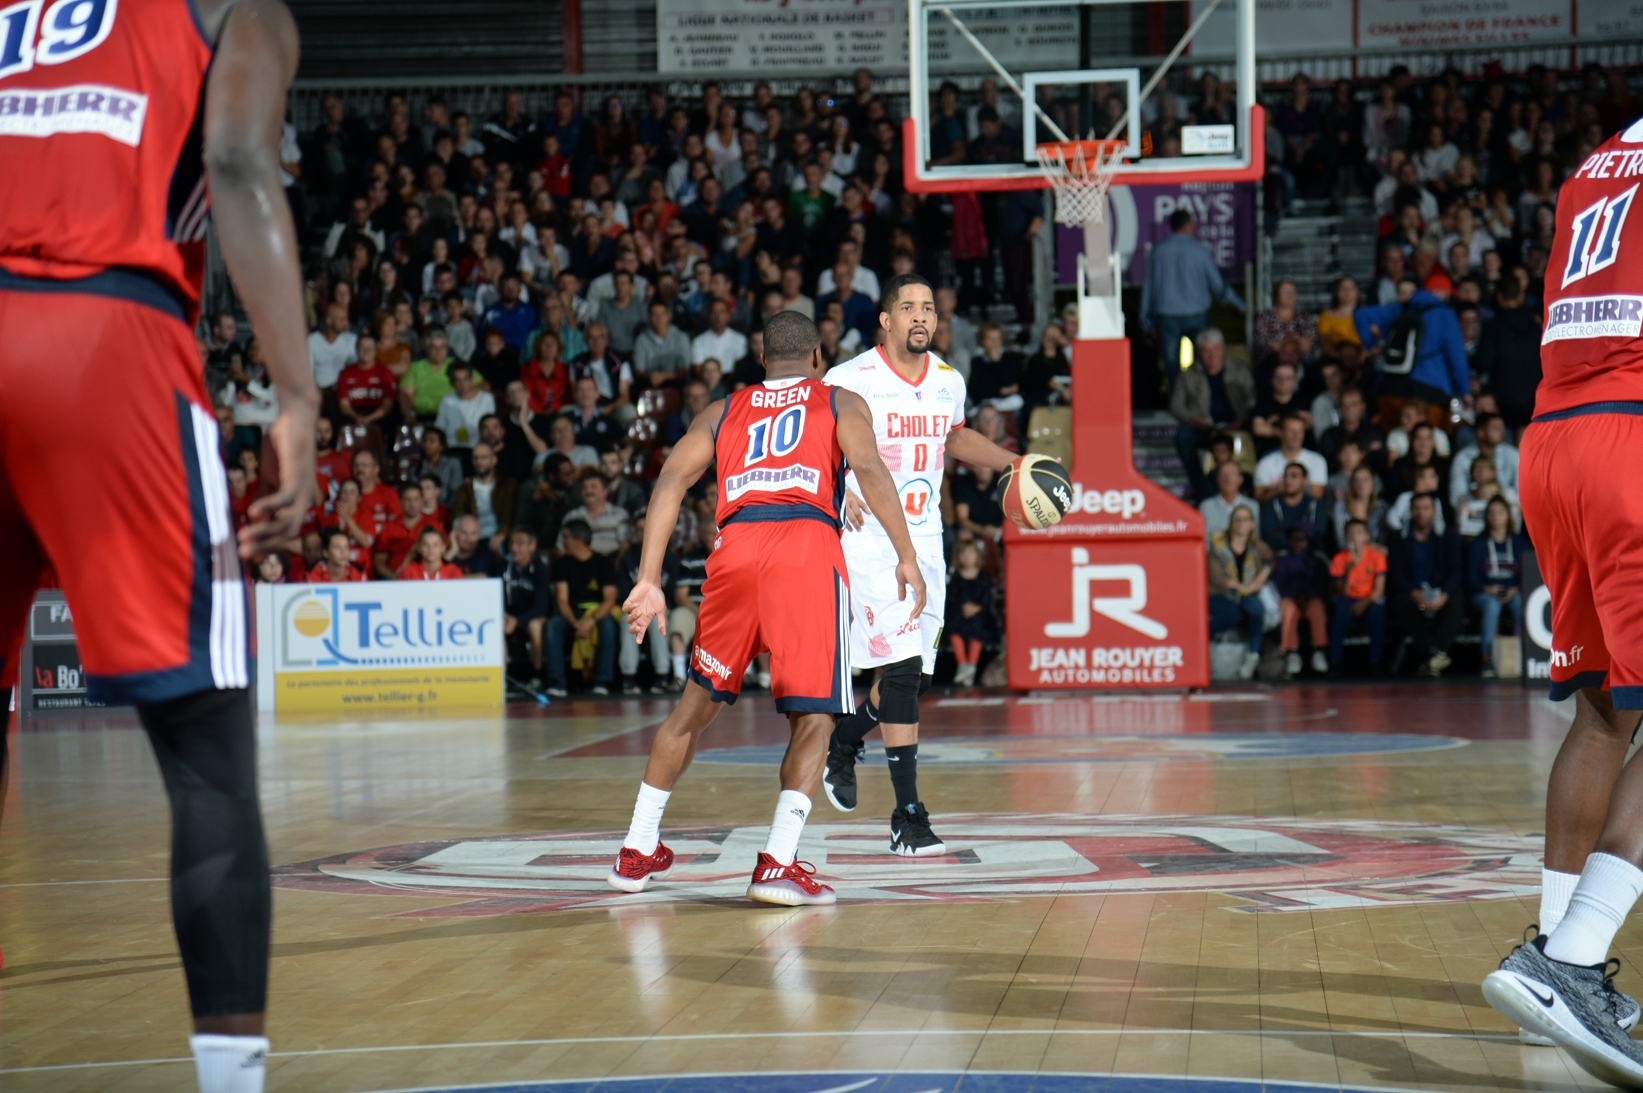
[
  {"xmin": 1045, "ymin": 547, "xmax": 1167, "ymax": 639},
  {"xmin": 278, "ymin": 586, "xmax": 496, "ymax": 668}
]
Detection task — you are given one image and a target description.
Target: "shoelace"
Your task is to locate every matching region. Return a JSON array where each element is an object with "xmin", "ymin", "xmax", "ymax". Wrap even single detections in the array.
[
  {"xmin": 758, "ymin": 859, "xmax": 824, "ymax": 892},
  {"xmin": 1604, "ymin": 957, "xmax": 1631, "ymax": 1021}
]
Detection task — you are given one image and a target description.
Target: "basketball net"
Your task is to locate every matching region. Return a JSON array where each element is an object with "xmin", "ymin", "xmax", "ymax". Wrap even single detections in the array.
[{"xmin": 1035, "ymin": 139, "xmax": 1126, "ymax": 303}]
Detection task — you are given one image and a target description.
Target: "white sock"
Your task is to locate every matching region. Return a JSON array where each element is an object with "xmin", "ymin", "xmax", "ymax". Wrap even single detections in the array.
[
  {"xmin": 763, "ymin": 790, "xmax": 811, "ymax": 866},
  {"xmin": 622, "ymin": 782, "xmax": 671, "ymax": 855},
  {"xmin": 190, "ymin": 1034, "xmax": 268, "ymax": 1093},
  {"xmin": 1540, "ymin": 867, "xmax": 1581, "ymax": 933},
  {"xmin": 1544, "ymin": 853, "xmax": 1643, "ymax": 966},
  {"xmin": 671, "ymin": 652, "xmax": 686, "ymax": 680}
]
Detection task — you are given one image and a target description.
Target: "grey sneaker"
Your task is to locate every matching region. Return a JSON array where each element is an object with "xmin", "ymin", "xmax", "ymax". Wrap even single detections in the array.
[
  {"xmin": 1501, "ymin": 928, "xmax": 1641, "ymax": 1045},
  {"xmin": 1483, "ymin": 931, "xmax": 1643, "ymax": 1085}
]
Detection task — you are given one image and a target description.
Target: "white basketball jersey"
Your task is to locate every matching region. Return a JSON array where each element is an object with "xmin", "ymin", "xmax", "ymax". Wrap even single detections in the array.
[{"xmin": 824, "ymin": 346, "xmax": 967, "ymax": 543}]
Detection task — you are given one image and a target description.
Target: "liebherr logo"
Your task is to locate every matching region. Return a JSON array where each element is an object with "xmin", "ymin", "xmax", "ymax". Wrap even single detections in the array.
[{"xmin": 1045, "ymin": 548, "xmax": 1168, "ymax": 639}]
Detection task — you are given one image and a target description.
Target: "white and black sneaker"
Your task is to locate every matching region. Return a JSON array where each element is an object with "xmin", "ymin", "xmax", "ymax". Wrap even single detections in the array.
[
  {"xmin": 1483, "ymin": 929, "xmax": 1643, "ymax": 1085},
  {"xmin": 1497, "ymin": 928, "xmax": 1640, "ymax": 1044},
  {"xmin": 822, "ymin": 738, "xmax": 865, "ymax": 812},
  {"xmin": 889, "ymin": 803, "xmax": 947, "ymax": 857}
]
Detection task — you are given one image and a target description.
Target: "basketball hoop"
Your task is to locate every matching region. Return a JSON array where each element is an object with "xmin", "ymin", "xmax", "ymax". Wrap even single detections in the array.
[{"xmin": 1034, "ymin": 140, "xmax": 1127, "ymax": 227}]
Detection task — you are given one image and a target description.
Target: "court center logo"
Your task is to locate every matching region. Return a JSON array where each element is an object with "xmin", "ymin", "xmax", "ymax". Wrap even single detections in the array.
[{"xmin": 274, "ymin": 814, "xmax": 1539, "ymax": 918}]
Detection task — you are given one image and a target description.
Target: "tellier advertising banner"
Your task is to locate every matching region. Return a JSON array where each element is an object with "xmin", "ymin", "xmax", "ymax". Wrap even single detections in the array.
[{"xmin": 255, "ymin": 580, "xmax": 505, "ymax": 713}]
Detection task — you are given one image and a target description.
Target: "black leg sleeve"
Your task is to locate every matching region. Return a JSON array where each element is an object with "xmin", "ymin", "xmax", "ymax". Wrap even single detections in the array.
[{"xmin": 137, "ymin": 687, "xmax": 269, "ymax": 1019}]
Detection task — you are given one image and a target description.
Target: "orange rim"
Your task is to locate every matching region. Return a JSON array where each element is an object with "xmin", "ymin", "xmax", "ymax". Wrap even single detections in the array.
[{"xmin": 1036, "ymin": 139, "xmax": 1128, "ymax": 162}]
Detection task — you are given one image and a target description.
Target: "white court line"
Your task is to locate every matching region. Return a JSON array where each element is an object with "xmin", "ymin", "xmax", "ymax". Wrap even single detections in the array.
[
  {"xmin": 0, "ymin": 877, "xmax": 167, "ymax": 888},
  {"xmin": 0, "ymin": 1027, "xmax": 1524, "ymax": 1075}
]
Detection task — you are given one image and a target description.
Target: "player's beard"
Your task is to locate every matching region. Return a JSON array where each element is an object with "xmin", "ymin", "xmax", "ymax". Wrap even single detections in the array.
[{"xmin": 903, "ymin": 327, "xmax": 930, "ymax": 356}]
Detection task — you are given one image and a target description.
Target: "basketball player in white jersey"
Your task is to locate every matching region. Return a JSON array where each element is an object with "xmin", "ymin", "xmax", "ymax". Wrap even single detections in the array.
[{"xmin": 821, "ymin": 273, "xmax": 1018, "ymax": 855}]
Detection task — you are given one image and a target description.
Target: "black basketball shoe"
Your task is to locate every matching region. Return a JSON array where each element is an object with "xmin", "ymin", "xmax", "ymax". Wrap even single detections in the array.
[
  {"xmin": 890, "ymin": 802, "xmax": 947, "ymax": 857},
  {"xmin": 822, "ymin": 737, "xmax": 865, "ymax": 812}
]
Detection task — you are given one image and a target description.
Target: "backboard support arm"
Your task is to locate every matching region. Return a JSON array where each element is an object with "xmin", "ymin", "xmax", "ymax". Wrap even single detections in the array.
[{"xmin": 937, "ymin": 9, "xmax": 1071, "ymax": 144}]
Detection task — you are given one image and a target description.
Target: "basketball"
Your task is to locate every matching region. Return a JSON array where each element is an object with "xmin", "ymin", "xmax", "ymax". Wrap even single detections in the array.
[{"xmin": 998, "ymin": 454, "xmax": 1073, "ymax": 530}]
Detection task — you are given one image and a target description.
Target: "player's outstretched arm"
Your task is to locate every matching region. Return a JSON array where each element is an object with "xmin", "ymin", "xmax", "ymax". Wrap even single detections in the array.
[
  {"xmin": 624, "ymin": 400, "xmax": 723, "ymax": 637},
  {"xmin": 945, "ymin": 424, "xmax": 1018, "ymax": 473},
  {"xmin": 835, "ymin": 390, "xmax": 927, "ymax": 621},
  {"xmin": 203, "ymin": 0, "xmax": 319, "ymax": 558}
]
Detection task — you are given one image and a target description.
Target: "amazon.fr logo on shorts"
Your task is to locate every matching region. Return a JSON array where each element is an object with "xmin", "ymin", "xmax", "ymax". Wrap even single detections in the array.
[{"xmin": 693, "ymin": 646, "xmax": 731, "ymax": 681}]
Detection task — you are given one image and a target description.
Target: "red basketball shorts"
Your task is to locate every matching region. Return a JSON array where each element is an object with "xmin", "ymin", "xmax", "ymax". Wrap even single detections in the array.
[
  {"xmin": 1520, "ymin": 405, "xmax": 1643, "ymax": 707},
  {"xmin": 0, "ymin": 272, "xmax": 249, "ymax": 704},
  {"xmin": 688, "ymin": 514, "xmax": 852, "ymax": 714}
]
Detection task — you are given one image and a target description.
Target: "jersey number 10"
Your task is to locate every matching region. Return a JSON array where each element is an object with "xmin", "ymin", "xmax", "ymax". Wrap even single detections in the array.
[{"xmin": 744, "ymin": 405, "xmax": 806, "ymax": 467}]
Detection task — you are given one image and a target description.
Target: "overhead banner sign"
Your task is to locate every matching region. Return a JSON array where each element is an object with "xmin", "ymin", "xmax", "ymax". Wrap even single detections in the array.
[
  {"xmin": 657, "ymin": 0, "xmax": 1081, "ymax": 74},
  {"xmin": 1357, "ymin": 0, "xmax": 1571, "ymax": 47},
  {"xmin": 255, "ymin": 581, "xmax": 505, "ymax": 713}
]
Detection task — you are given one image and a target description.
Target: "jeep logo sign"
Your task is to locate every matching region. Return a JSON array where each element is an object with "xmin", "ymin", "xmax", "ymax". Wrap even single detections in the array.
[{"xmin": 1071, "ymin": 484, "xmax": 1147, "ymax": 518}]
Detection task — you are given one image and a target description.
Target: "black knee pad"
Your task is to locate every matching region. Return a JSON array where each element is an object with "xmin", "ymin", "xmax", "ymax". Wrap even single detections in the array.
[
  {"xmin": 138, "ymin": 687, "xmax": 269, "ymax": 1018},
  {"xmin": 877, "ymin": 656, "xmax": 924, "ymax": 724}
]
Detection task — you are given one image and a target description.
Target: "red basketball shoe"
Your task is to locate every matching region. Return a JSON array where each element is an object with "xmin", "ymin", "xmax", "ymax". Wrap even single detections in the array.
[
  {"xmin": 607, "ymin": 843, "xmax": 675, "ymax": 893},
  {"xmin": 747, "ymin": 853, "xmax": 836, "ymax": 906}
]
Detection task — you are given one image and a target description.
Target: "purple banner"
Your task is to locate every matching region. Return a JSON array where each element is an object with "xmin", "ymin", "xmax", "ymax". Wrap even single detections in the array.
[{"xmin": 1056, "ymin": 181, "xmax": 1257, "ymax": 288}]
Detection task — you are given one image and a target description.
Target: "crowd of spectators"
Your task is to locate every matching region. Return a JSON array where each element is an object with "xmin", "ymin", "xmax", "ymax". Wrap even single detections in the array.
[
  {"xmin": 219, "ymin": 71, "xmax": 1067, "ymax": 695},
  {"xmin": 1191, "ymin": 61, "xmax": 1623, "ymax": 680}
]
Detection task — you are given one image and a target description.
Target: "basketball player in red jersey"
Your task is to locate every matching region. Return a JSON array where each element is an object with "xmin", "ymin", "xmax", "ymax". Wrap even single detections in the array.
[
  {"xmin": 1482, "ymin": 119, "xmax": 1643, "ymax": 1083},
  {"xmin": 0, "ymin": 1, "xmax": 315, "ymax": 1090},
  {"xmin": 608, "ymin": 312, "xmax": 925, "ymax": 905}
]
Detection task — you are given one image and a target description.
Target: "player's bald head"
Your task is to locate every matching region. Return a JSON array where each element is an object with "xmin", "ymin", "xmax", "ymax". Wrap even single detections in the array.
[{"xmin": 761, "ymin": 311, "xmax": 822, "ymax": 376}]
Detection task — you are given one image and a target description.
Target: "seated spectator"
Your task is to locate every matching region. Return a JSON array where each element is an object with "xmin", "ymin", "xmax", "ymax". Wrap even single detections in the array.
[
  {"xmin": 817, "ymin": 259, "xmax": 878, "ymax": 345},
  {"xmin": 440, "ymin": 291, "xmax": 477, "ymax": 363},
  {"xmin": 616, "ymin": 512, "xmax": 678, "ymax": 694},
  {"xmin": 308, "ymin": 303, "xmax": 358, "ymax": 395},
  {"xmin": 399, "ymin": 329, "xmax": 458, "ymax": 423},
  {"xmin": 1309, "ymin": 360, "xmax": 1345, "ymax": 439},
  {"xmin": 482, "ymin": 272, "xmax": 536, "ymax": 350},
  {"xmin": 417, "ymin": 427, "xmax": 463, "ymax": 509},
  {"xmin": 434, "ymin": 363, "xmax": 496, "ymax": 450},
  {"xmin": 698, "ymin": 358, "xmax": 728, "ymax": 401},
  {"xmin": 418, "ymin": 474, "xmax": 449, "ymax": 531},
  {"xmin": 1328, "ymin": 518, "xmax": 1388, "ymax": 670},
  {"xmin": 1385, "ymin": 463, "xmax": 1450, "ymax": 536},
  {"xmin": 1470, "ymin": 496, "xmax": 1528, "ymax": 678},
  {"xmin": 1199, "ymin": 460, "xmax": 1260, "ymax": 543},
  {"xmin": 452, "ymin": 441, "xmax": 518, "ymax": 551},
  {"xmin": 226, "ymin": 464, "xmax": 255, "ymax": 530},
  {"xmin": 598, "ymin": 269, "xmax": 649, "ymax": 359},
  {"xmin": 1207, "ymin": 506, "xmax": 1271, "ymax": 680},
  {"xmin": 947, "ymin": 539, "xmax": 996, "ymax": 688},
  {"xmin": 1331, "ymin": 463, "xmax": 1388, "ymax": 546},
  {"xmin": 1384, "ymin": 399, "xmax": 1451, "ymax": 467},
  {"xmin": 666, "ymin": 380, "xmax": 712, "ymax": 445},
  {"xmin": 471, "ymin": 326, "xmax": 521, "ymax": 393},
  {"xmin": 565, "ymin": 376, "xmax": 621, "ymax": 452},
  {"xmin": 1450, "ymin": 412, "xmax": 1518, "ymax": 508},
  {"xmin": 400, "ymin": 527, "xmax": 463, "ymax": 580},
  {"xmin": 1388, "ymin": 492, "xmax": 1464, "ymax": 678},
  {"xmin": 513, "ymin": 453, "xmax": 582, "ymax": 546},
  {"xmin": 1319, "ymin": 387, "xmax": 1385, "ymax": 469},
  {"xmin": 1454, "ymin": 457, "xmax": 1510, "ymax": 538},
  {"xmin": 546, "ymin": 519, "xmax": 621, "ymax": 697},
  {"xmin": 1171, "ymin": 327, "xmax": 1256, "ymax": 499},
  {"xmin": 256, "ymin": 551, "xmax": 294, "ymax": 585},
  {"xmin": 570, "ymin": 322, "xmax": 636, "ymax": 423},
  {"xmin": 1439, "ymin": 204, "xmax": 1495, "ymax": 270},
  {"xmin": 313, "ymin": 415, "xmax": 354, "ymax": 499},
  {"xmin": 1388, "ymin": 421, "xmax": 1451, "ymax": 496},
  {"xmin": 521, "ymin": 331, "xmax": 570, "ymax": 416},
  {"xmin": 1251, "ymin": 355, "xmax": 1311, "ymax": 444},
  {"xmin": 1253, "ymin": 415, "xmax": 1328, "ymax": 502},
  {"xmin": 542, "ymin": 414, "xmax": 598, "ymax": 470},
  {"xmin": 968, "ymin": 324, "xmax": 1023, "ymax": 412},
  {"xmin": 631, "ymin": 300, "xmax": 692, "ymax": 388},
  {"xmin": 1021, "ymin": 313, "xmax": 1074, "ymax": 410},
  {"xmin": 599, "ymin": 448, "xmax": 649, "ymax": 520},
  {"xmin": 501, "ymin": 528, "xmax": 553, "ymax": 689},
  {"xmin": 351, "ymin": 448, "xmax": 401, "ymax": 535},
  {"xmin": 1317, "ymin": 277, "xmax": 1364, "ymax": 362},
  {"xmin": 336, "ymin": 333, "xmax": 395, "ymax": 428},
  {"xmin": 970, "ymin": 404, "xmax": 1019, "ymax": 456},
  {"xmin": 1273, "ymin": 524, "xmax": 1331, "ymax": 677},
  {"xmin": 1253, "ymin": 279, "xmax": 1317, "ymax": 364},
  {"xmin": 373, "ymin": 482, "xmax": 433, "ymax": 580},
  {"xmin": 1260, "ymin": 462, "xmax": 1329, "ymax": 552},
  {"xmin": 1414, "ymin": 122, "xmax": 1459, "ymax": 188},
  {"xmin": 692, "ymin": 297, "xmax": 748, "ymax": 367},
  {"xmin": 312, "ymin": 527, "xmax": 366, "ymax": 582},
  {"xmin": 447, "ymin": 513, "xmax": 502, "ymax": 577},
  {"xmin": 931, "ymin": 318, "xmax": 970, "ymax": 383},
  {"xmin": 556, "ymin": 472, "xmax": 633, "ymax": 556},
  {"xmin": 952, "ymin": 465, "xmax": 1004, "ymax": 543}
]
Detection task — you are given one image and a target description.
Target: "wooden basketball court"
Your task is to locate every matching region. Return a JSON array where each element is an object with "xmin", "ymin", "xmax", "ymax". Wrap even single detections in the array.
[{"xmin": 0, "ymin": 684, "xmax": 1625, "ymax": 1092}]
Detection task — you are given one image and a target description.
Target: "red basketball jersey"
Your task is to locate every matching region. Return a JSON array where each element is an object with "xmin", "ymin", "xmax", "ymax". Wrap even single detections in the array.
[
  {"xmin": 1539, "ymin": 119, "xmax": 1643, "ymax": 415},
  {"xmin": 0, "ymin": 0, "xmax": 215, "ymax": 315},
  {"xmin": 715, "ymin": 377, "xmax": 847, "ymax": 527}
]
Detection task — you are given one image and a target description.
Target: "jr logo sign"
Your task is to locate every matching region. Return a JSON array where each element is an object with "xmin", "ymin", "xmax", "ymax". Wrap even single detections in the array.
[{"xmin": 1046, "ymin": 547, "xmax": 1168, "ymax": 640}]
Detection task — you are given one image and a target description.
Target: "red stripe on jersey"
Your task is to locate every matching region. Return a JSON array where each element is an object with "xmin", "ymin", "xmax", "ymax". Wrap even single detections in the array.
[
  {"xmin": 0, "ymin": 0, "xmax": 215, "ymax": 317},
  {"xmin": 714, "ymin": 379, "xmax": 846, "ymax": 527}
]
